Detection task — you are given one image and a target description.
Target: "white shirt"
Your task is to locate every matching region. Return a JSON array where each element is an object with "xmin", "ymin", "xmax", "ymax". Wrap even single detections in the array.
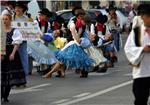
[
  {"xmin": 12, "ymin": 29, "xmax": 23, "ymax": 44},
  {"xmin": 128, "ymin": 10, "xmax": 136, "ymax": 23},
  {"xmin": 132, "ymin": 16, "xmax": 143, "ymax": 29},
  {"xmin": 124, "ymin": 24, "xmax": 150, "ymax": 79},
  {"xmin": 13, "ymin": 15, "xmax": 28, "ymax": 22},
  {"xmin": 107, "ymin": 14, "xmax": 120, "ymax": 30}
]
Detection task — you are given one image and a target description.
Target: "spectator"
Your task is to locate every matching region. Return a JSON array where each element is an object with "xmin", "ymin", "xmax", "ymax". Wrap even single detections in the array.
[{"xmin": 126, "ymin": 3, "xmax": 137, "ymax": 31}]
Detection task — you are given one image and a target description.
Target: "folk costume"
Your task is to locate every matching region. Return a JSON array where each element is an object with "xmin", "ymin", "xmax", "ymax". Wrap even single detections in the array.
[
  {"xmin": 1, "ymin": 28, "xmax": 26, "ymax": 101},
  {"xmin": 124, "ymin": 24, "xmax": 150, "ymax": 105}
]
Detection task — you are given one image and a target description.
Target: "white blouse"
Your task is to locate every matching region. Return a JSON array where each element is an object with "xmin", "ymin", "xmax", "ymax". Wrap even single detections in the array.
[
  {"xmin": 12, "ymin": 29, "xmax": 23, "ymax": 45},
  {"xmin": 124, "ymin": 24, "xmax": 150, "ymax": 79}
]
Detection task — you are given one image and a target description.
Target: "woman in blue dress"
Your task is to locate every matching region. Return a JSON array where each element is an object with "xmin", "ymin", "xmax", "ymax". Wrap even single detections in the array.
[
  {"xmin": 13, "ymin": 2, "xmax": 29, "ymax": 75},
  {"xmin": 43, "ymin": 15, "xmax": 94, "ymax": 78}
]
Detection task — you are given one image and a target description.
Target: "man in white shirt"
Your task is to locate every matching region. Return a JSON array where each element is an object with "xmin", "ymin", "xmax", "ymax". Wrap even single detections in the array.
[{"xmin": 124, "ymin": 4, "xmax": 150, "ymax": 105}]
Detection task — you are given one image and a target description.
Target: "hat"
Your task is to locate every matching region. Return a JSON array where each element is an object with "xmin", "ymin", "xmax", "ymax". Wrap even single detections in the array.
[
  {"xmin": 15, "ymin": 1, "xmax": 28, "ymax": 12},
  {"xmin": 55, "ymin": 16, "xmax": 65, "ymax": 24},
  {"xmin": 96, "ymin": 14, "xmax": 108, "ymax": 24},
  {"xmin": 109, "ymin": 5, "xmax": 116, "ymax": 11},
  {"xmin": 39, "ymin": 8, "xmax": 52, "ymax": 18},
  {"xmin": 106, "ymin": 5, "xmax": 116, "ymax": 13}
]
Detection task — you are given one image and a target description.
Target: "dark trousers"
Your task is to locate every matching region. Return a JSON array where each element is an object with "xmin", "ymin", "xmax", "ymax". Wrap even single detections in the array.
[
  {"xmin": 133, "ymin": 77, "xmax": 150, "ymax": 105},
  {"xmin": 1, "ymin": 86, "xmax": 11, "ymax": 100}
]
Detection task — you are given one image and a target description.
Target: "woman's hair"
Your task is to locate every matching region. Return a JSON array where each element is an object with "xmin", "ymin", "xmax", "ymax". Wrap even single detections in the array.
[
  {"xmin": 75, "ymin": 9, "xmax": 85, "ymax": 17},
  {"xmin": 59, "ymin": 29, "xmax": 64, "ymax": 37},
  {"xmin": 80, "ymin": 15, "xmax": 91, "ymax": 25},
  {"xmin": 63, "ymin": 28, "xmax": 73, "ymax": 42},
  {"xmin": 96, "ymin": 14, "xmax": 108, "ymax": 24},
  {"xmin": 3, "ymin": 13, "xmax": 12, "ymax": 20},
  {"xmin": 72, "ymin": 7, "xmax": 82, "ymax": 16}
]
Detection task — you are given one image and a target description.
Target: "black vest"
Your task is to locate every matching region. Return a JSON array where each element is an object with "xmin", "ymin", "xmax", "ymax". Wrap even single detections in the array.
[
  {"xmin": 37, "ymin": 20, "xmax": 49, "ymax": 33},
  {"xmin": 133, "ymin": 27, "xmax": 141, "ymax": 47}
]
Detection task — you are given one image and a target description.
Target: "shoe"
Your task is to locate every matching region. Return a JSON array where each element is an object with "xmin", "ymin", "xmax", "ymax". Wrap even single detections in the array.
[
  {"xmin": 60, "ymin": 75, "xmax": 65, "ymax": 78},
  {"xmin": 4, "ymin": 98, "xmax": 9, "ymax": 102},
  {"xmin": 28, "ymin": 72, "xmax": 32, "ymax": 75},
  {"xmin": 80, "ymin": 75, "xmax": 88, "ymax": 78},
  {"xmin": 55, "ymin": 71, "xmax": 61, "ymax": 77},
  {"xmin": 113, "ymin": 56, "xmax": 118, "ymax": 63},
  {"xmin": 106, "ymin": 62, "xmax": 114, "ymax": 68},
  {"xmin": 60, "ymin": 71, "xmax": 65, "ymax": 78},
  {"xmin": 55, "ymin": 74, "xmax": 61, "ymax": 77},
  {"xmin": 110, "ymin": 56, "xmax": 118, "ymax": 63},
  {"xmin": 96, "ymin": 67, "xmax": 107, "ymax": 73},
  {"xmin": 16, "ymin": 84, "xmax": 26, "ymax": 88},
  {"xmin": 80, "ymin": 71, "xmax": 88, "ymax": 78},
  {"xmin": 92, "ymin": 66, "xmax": 99, "ymax": 72},
  {"xmin": 84, "ymin": 71, "xmax": 88, "ymax": 78}
]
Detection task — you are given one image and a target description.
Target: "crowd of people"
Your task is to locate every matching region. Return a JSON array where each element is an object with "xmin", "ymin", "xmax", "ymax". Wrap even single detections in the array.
[
  {"xmin": 0, "ymin": 1, "xmax": 121, "ymax": 102},
  {"xmin": 1, "ymin": 1, "xmax": 150, "ymax": 105}
]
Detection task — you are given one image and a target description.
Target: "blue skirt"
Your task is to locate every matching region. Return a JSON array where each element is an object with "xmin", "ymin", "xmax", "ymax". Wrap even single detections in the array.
[
  {"xmin": 18, "ymin": 41, "xmax": 29, "ymax": 75},
  {"xmin": 55, "ymin": 42, "xmax": 94, "ymax": 70},
  {"xmin": 27, "ymin": 40, "xmax": 58, "ymax": 65},
  {"xmin": 105, "ymin": 42, "xmax": 114, "ymax": 52}
]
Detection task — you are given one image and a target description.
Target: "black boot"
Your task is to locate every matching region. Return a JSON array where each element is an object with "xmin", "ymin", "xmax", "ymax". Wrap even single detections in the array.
[
  {"xmin": 113, "ymin": 56, "xmax": 118, "ymax": 63},
  {"xmin": 3, "ymin": 86, "xmax": 10, "ymax": 103},
  {"xmin": 96, "ymin": 67, "xmax": 107, "ymax": 73},
  {"xmin": 84, "ymin": 71, "xmax": 88, "ymax": 78},
  {"xmin": 80, "ymin": 70, "xmax": 88, "ymax": 78},
  {"xmin": 1, "ymin": 86, "xmax": 4, "ymax": 102},
  {"xmin": 92, "ymin": 66, "xmax": 99, "ymax": 72},
  {"xmin": 4, "ymin": 98, "xmax": 9, "ymax": 102}
]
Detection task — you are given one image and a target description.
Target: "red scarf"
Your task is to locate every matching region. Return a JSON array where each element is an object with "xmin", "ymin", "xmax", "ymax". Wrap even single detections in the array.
[
  {"xmin": 96, "ymin": 23, "xmax": 104, "ymax": 32},
  {"xmin": 39, "ymin": 17, "xmax": 46, "ymax": 26},
  {"xmin": 145, "ymin": 28, "xmax": 150, "ymax": 37},
  {"xmin": 75, "ymin": 17, "xmax": 83, "ymax": 29},
  {"xmin": 53, "ymin": 21, "xmax": 60, "ymax": 30}
]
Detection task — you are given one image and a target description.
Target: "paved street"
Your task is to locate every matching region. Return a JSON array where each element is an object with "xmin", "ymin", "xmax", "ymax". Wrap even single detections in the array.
[{"xmin": 2, "ymin": 33, "xmax": 142, "ymax": 105}]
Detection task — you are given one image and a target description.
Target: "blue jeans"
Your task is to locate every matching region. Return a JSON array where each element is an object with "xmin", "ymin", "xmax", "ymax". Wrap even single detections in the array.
[
  {"xmin": 111, "ymin": 30, "xmax": 120, "ymax": 51},
  {"xmin": 18, "ymin": 41, "xmax": 29, "ymax": 75}
]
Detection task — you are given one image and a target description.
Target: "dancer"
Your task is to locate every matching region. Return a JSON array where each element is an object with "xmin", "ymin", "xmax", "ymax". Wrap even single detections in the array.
[{"xmin": 1, "ymin": 13, "xmax": 26, "ymax": 102}]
